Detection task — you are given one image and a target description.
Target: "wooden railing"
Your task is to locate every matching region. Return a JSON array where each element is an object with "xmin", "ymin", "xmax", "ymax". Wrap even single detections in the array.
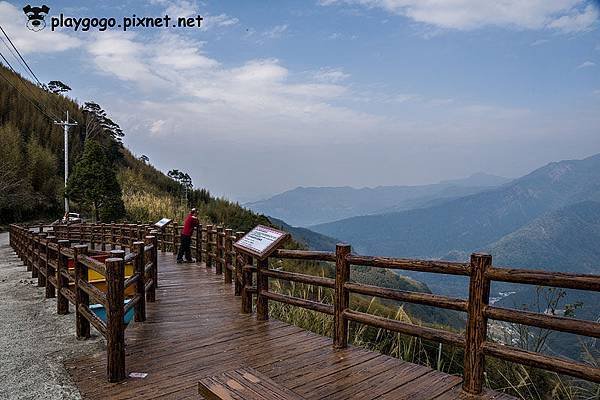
[
  {"xmin": 9, "ymin": 221, "xmax": 600, "ymax": 395},
  {"xmin": 135, "ymin": 221, "xmax": 600, "ymax": 394},
  {"xmin": 8, "ymin": 223, "xmax": 158, "ymax": 382}
]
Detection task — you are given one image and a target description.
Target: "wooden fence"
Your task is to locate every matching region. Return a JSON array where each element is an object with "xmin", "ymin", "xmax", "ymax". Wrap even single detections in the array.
[
  {"xmin": 8, "ymin": 223, "xmax": 158, "ymax": 382},
  {"xmin": 9, "ymin": 221, "xmax": 600, "ymax": 395},
  {"xmin": 147, "ymin": 221, "xmax": 600, "ymax": 395}
]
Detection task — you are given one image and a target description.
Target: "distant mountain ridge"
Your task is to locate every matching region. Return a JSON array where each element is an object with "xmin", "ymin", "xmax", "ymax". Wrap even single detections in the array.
[
  {"xmin": 268, "ymin": 217, "xmax": 339, "ymax": 251},
  {"xmin": 245, "ymin": 173, "xmax": 510, "ymax": 227},
  {"xmin": 487, "ymin": 200, "xmax": 600, "ymax": 274},
  {"xmin": 312, "ymin": 154, "xmax": 600, "ymax": 259}
]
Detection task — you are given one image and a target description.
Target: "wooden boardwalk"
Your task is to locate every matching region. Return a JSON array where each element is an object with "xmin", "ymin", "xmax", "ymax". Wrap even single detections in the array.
[{"xmin": 67, "ymin": 252, "xmax": 514, "ymax": 400}]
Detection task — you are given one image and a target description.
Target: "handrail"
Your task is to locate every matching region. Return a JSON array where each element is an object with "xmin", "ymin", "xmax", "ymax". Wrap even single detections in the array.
[
  {"xmin": 77, "ymin": 254, "xmax": 107, "ymax": 276},
  {"xmin": 486, "ymin": 266, "xmax": 600, "ymax": 291},
  {"xmin": 346, "ymin": 254, "xmax": 471, "ymax": 276},
  {"xmin": 7, "ymin": 223, "xmax": 158, "ymax": 383},
  {"xmin": 9, "ymin": 220, "xmax": 600, "ymax": 395},
  {"xmin": 344, "ymin": 281, "xmax": 468, "ymax": 312},
  {"xmin": 484, "ymin": 304, "xmax": 600, "ymax": 338}
]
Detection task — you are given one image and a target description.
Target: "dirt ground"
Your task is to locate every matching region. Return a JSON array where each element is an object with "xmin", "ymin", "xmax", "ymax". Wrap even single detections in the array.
[{"xmin": 0, "ymin": 232, "xmax": 104, "ymax": 400}]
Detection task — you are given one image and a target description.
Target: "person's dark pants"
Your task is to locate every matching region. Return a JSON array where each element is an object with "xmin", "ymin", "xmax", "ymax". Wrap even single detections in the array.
[{"xmin": 177, "ymin": 234, "xmax": 192, "ymax": 262}]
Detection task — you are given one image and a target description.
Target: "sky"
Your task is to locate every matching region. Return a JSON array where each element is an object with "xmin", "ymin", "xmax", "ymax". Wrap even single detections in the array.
[{"xmin": 1, "ymin": 0, "xmax": 599, "ymax": 202}]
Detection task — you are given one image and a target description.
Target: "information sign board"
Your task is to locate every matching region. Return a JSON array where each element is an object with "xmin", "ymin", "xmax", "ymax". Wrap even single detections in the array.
[
  {"xmin": 154, "ymin": 218, "xmax": 172, "ymax": 229},
  {"xmin": 233, "ymin": 225, "xmax": 290, "ymax": 260}
]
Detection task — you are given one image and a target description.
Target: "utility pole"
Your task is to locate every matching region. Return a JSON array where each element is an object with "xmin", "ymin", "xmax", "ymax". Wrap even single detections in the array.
[{"xmin": 54, "ymin": 111, "xmax": 77, "ymax": 214}]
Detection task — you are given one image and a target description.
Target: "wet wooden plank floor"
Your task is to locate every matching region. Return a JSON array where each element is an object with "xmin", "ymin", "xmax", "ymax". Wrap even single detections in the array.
[{"xmin": 66, "ymin": 252, "xmax": 514, "ymax": 400}]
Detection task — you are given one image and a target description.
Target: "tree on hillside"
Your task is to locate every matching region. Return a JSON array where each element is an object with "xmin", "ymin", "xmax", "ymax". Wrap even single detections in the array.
[
  {"xmin": 47, "ymin": 80, "xmax": 71, "ymax": 94},
  {"xmin": 168, "ymin": 169, "xmax": 194, "ymax": 204},
  {"xmin": 82, "ymin": 102, "xmax": 124, "ymax": 164},
  {"xmin": 83, "ymin": 102, "xmax": 124, "ymax": 142},
  {"xmin": 66, "ymin": 140, "xmax": 125, "ymax": 222}
]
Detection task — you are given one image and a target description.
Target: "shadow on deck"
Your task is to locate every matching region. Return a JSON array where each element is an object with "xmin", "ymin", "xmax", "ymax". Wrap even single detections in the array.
[{"xmin": 66, "ymin": 252, "xmax": 514, "ymax": 400}]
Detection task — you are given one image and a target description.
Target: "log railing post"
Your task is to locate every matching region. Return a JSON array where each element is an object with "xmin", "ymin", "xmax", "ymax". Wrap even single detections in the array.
[
  {"xmin": 224, "ymin": 229, "xmax": 233, "ymax": 284},
  {"xmin": 196, "ymin": 224, "xmax": 203, "ymax": 264},
  {"xmin": 216, "ymin": 226, "xmax": 224, "ymax": 275},
  {"xmin": 31, "ymin": 232, "xmax": 39, "ymax": 278},
  {"xmin": 56, "ymin": 240, "xmax": 71, "ymax": 314},
  {"xmin": 37, "ymin": 232, "xmax": 48, "ymax": 287},
  {"xmin": 241, "ymin": 255, "xmax": 253, "ymax": 314},
  {"xmin": 206, "ymin": 225, "xmax": 213, "ymax": 269},
  {"xmin": 105, "ymin": 256, "xmax": 125, "ymax": 383},
  {"xmin": 129, "ymin": 224, "xmax": 135, "ymax": 250},
  {"xmin": 234, "ymin": 231, "xmax": 244, "ymax": 296},
  {"xmin": 256, "ymin": 258, "xmax": 269, "ymax": 321},
  {"xmin": 462, "ymin": 253, "xmax": 492, "ymax": 396},
  {"xmin": 133, "ymin": 241, "xmax": 146, "ymax": 322},
  {"xmin": 101, "ymin": 224, "xmax": 106, "ymax": 251},
  {"xmin": 45, "ymin": 236, "xmax": 56, "ymax": 298},
  {"xmin": 74, "ymin": 244, "xmax": 91, "ymax": 339},
  {"xmin": 110, "ymin": 223, "xmax": 116, "ymax": 250},
  {"xmin": 334, "ymin": 243, "xmax": 351, "ymax": 348},
  {"xmin": 172, "ymin": 222, "xmax": 179, "ymax": 255},
  {"xmin": 26, "ymin": 231, "xmax": 33, "ymax": 272},
  {"xmin": 145, "ymin": 235, "xmax": 157, "ymax": 302},
  {"xmin": 151, "ymin": 234, "xmax": 158, "ymax": 291},
  {"xmin": 90, "ymin": 225, "xmax": 96, "ymax": 250}
]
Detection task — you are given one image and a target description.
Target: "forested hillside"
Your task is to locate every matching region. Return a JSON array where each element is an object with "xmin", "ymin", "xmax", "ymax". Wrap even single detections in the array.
[
  {"xmin": 313, "ymin": 154, "xmax": 600, "ymax": 260},
  {"xmin": 0, "ymin": 64, "xmax": 268, "ymax": 232}
]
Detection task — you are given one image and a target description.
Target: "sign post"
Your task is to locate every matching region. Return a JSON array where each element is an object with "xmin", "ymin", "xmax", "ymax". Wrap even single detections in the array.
[
  {"xmin": 234, "ymin": 225, "xmax": 290, "ymax": 321},
  {"xmin": 154, "ymin": 218, "xmax": 172, "ymax": 229}
]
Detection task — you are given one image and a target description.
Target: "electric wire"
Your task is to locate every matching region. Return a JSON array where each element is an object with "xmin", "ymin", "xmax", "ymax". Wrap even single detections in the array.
[
  {"xmin": 0, "ymin": 23, "xmax": 64, "ymax": 121},
  {"xmin": 0, "ymin": 23, "xmax": 43, "ymax": 86},
  {"xmin": 0, "ymin": 35, "xmax": 33, "ymax": 82},
  {"xmin": 0, "ymin": 56, "xmax": 58, "ymax": 121},
  {"xmin": 0, "ymin": 48, "xmax": 17, "ymax": 73}
]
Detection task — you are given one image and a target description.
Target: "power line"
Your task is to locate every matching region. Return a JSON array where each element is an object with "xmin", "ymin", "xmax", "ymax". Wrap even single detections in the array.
[
  {"xmin": 0, "ymin": 61, "xmax": 57, "ymax": 121},
  {"xmin": 0, "ymin": 23, "xmax": 43, "ymax": 86},
  {"xmin": 0, "ymin": 48, "xmax": 17, "ymax": 73},
  {"xmin": 0, "ymin": 24, "xmax": 66, "ymax": 122},
  {"xmin": 0, "ymin": 35, "xmax": 33, "ymax": 81},
  {"xmin": 0, "ymin": 54, "xmax": 61, "ymax": 121}
]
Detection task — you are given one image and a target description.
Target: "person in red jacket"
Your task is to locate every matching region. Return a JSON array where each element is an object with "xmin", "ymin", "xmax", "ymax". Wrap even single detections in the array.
[{"xmin": 177, "ymin": 208, "xmax": 199, "ymax": 263}]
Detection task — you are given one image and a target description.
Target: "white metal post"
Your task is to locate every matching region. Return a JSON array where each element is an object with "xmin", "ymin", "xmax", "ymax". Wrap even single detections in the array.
[{"xmin": 55, "ymin": 111, "xmax": 77, "ymax": 215}]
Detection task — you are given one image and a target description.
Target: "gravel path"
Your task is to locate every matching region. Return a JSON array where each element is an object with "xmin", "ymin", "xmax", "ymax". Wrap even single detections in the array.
[{"xmin": 0, "ymin": 232, "xmax": 104, "ymax": 400}]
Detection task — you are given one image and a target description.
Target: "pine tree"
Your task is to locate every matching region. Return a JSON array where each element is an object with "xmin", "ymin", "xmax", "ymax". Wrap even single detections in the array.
[{"xmin": 66, "ymin": 140, "xmax": 125, "ymax": 222}]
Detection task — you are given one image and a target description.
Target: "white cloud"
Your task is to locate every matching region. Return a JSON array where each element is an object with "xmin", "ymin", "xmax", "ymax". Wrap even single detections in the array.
[
  {"xmin": 313, "ymin": 67, "xmax": 350, "ymax": 83},
  {"xmin": 84, "ymin": 30, "xmax": 367, "ymax": 143},
  {"xmin": 0, "ymin": 1, "xmax": 81, "ymax": 54},
  {"xmin": 263, "ymin": 24, "xmax": 288, "ymax": 39},
  {"xmin": 577, "ymin": 60, "xmax": 596, "ymax": 68},
  {"xmin": 149, "ymin": 119, "xmax": 167, "ymax": 136},
  {"xmin": 86, "ymin": 32, "xmax": 158, "ymax": 84},
  {"xmin": 151, "ymin": 0, "xmax": 199, "ymax": 17},
  {"xmin": 531, "ymin": 39, "xmax": 549, "ymax": 46},
  {"xmin": 547, "ymin": 4, "xmax": 599, "ymax": 32},
  {"xmin": 151, "ymin": 0, "xmax": 238, "ymax": 31},
  {"xmin": 201, "ymin": 14, "xmax": 239, "ymax": 31},
  {"xmin": 319, "ymin": 0, "xmax": 599, "ymax": 32}
]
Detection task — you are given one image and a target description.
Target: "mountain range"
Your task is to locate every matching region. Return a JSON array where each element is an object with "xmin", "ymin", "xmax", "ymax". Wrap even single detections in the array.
[
  {"xmin": 245, "ymin": 173, "xmax": 511, "ymax": 227},
  {"xmin": 312, "ymin": 154, "xmax": 600, "ymax": 259}
]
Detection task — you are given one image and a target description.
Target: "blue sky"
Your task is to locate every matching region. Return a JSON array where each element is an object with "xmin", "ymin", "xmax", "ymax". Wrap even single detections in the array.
[{"xmin": 1, "ymin": 0, "xmax": 599, "ymax": 201}]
